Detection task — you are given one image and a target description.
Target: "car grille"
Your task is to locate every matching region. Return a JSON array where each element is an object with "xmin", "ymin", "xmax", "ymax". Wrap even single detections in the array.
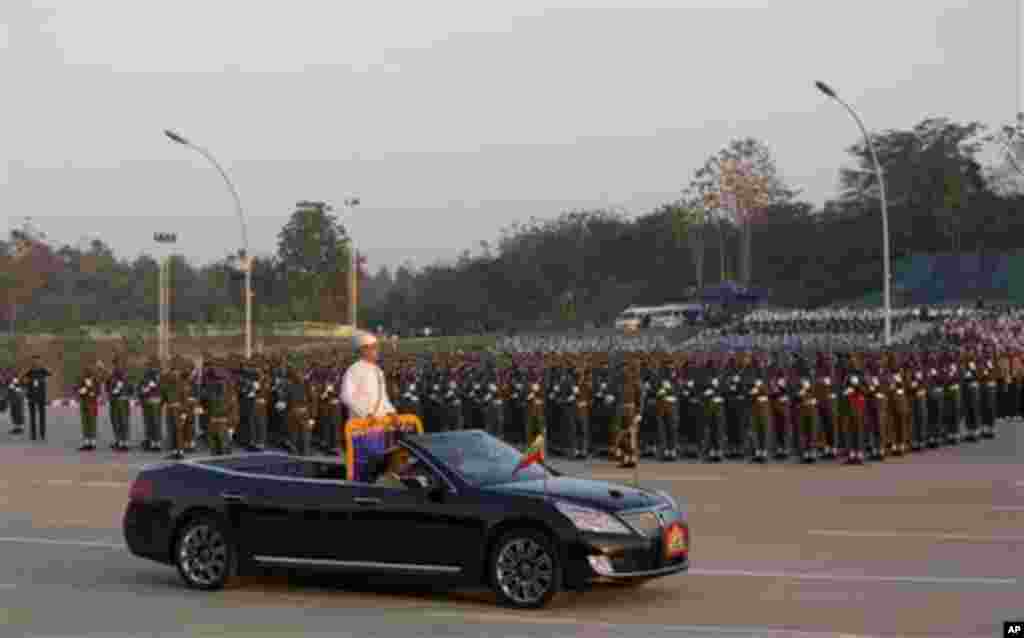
[
  {"xmin": 611, "ymin": 548, "xmax": 657, "ymax": 573},
  {"xmin": 620, "ymin": 510, "xmax": 664, "ymax": 537}
]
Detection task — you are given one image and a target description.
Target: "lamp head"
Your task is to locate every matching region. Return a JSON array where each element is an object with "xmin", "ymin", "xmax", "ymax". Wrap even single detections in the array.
[
  {"xmin": 814, "ymin": 81, "xmax": 837, "ymax": 99},
  {"xmin": 164, "ymin": 130, "xmax": 190, "ymax": 145}
]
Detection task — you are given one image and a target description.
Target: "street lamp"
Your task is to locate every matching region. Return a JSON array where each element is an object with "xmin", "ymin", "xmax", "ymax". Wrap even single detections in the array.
[
  {"xmin": 340, "ymin": 197, "xmax": 361, "ymax": 329},
  {"xmin": 164, "ymin": 129, "xmax": 254, "ymax": 359},
  {"xmin": 815, "ymin": 81, "xmax": 892, "ymax": 346},
  {"xmin": 154, "ymin": 232, "xmax": 177, "ymax": 362}
]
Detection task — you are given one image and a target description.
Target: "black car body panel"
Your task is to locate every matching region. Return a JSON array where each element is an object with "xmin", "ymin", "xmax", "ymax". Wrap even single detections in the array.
[{"xmin": 123, "ymin": 431, "xmax": 689, "ymax": 595}]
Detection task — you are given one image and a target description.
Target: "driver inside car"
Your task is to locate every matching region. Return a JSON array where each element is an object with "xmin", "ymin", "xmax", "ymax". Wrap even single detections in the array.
[{"xmin": 373, "ymin": 446, "xmax": 413, "ymax": 489}]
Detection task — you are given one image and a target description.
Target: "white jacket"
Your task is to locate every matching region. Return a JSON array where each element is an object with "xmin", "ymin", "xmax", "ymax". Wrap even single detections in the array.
[{"xmin": 341, "ymin": 359, "xmax": 397, "ymax": 418}]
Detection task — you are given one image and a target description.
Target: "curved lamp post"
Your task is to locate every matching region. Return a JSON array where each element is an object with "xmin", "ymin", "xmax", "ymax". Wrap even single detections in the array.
[
  {"xmin": 341, "ymin": 197, "xmax": 361, "ymax": 329},
  {"xmin": 815, "ymin": 81, "xmax": 891, "ymax": 346},
  {"xmin": 165, "ymin": 129, "xmax": 253, "ymax": 359}
]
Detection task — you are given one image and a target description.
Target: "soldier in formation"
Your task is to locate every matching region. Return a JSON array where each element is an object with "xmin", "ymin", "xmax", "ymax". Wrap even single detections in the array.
[{"xmin": 30, "ymin": 328, "xmax": 1022, "ymax": 468}]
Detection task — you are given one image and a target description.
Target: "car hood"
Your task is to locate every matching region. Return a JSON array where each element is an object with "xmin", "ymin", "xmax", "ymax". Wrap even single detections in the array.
[{"xmin": 481, "ymin": 476, "xmax": 665, "ymax": 511}]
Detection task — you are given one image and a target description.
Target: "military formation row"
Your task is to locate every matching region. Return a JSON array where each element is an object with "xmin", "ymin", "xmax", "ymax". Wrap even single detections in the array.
[{"xmin": 2, "ymin": 347, "xmax": 1019, "ymax": 468}]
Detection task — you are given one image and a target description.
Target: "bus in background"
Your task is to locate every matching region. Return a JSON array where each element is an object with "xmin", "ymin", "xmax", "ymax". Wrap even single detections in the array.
[
  {"xmin": 614, "ymin": 303, "xmax": 706, "ymax": 331},
  {"xmin": 648, "ymin": 303, "xmax": 705, "ymax": 328},
  {"xmin": 614, "ymin": 306, "xmax": 652, "ymax": 331}
]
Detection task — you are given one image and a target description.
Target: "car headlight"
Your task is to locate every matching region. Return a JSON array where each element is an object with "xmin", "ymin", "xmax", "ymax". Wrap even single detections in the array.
[
  {"xmin": 655, "ymin": 489, "xmax": 678, "ymax": 511},
  {"xmin": 553, "ymin": 502, "xmax": 633, "ymax": 535}
]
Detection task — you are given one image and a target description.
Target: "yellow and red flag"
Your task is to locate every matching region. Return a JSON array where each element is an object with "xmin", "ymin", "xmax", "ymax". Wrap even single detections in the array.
[{"xmin": 514, "ymin": 434, "xmax": 545, "ymax": 473}]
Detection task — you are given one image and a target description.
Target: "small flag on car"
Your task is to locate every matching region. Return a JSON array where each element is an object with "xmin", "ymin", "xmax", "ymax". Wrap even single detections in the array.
[{"xmin": 514, "ymin": 433, "xmax": 545, "ymax": 473}]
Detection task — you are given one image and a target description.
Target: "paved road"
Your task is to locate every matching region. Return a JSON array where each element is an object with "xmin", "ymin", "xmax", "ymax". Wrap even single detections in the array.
[{"xmin": 1, "ymin": 406, "xmax": 1022, "ymax": 637}]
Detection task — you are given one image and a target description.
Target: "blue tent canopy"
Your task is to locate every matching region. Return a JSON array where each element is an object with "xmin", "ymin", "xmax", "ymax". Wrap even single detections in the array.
[{"xmin": 699, "ymin": 281, "xmax": 768, "ymax": 304}]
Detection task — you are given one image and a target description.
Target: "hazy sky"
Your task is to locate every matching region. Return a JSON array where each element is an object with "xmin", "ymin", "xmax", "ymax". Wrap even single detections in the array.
[{"xmin": 1, "ymin": 0, "xmax": 1019, "ymax": 272}]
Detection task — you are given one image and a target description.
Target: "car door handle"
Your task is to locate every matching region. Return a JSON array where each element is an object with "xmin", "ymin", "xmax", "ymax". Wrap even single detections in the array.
[
  {"xmin": 353, "ymin": 497, "xmax": 382, "ymax": 506},
  {"xmin": 220, "ymin": 492, "xmax": 246, "ymax": 502}
]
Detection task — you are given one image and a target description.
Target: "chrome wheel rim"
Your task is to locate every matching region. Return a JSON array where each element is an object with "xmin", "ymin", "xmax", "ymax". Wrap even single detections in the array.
[
  {"xmin": 495, "ymin": 538, "xmax": 554, "ymax": 605},
  {"xmin": 178, "ymin": 524, "xmax": 228, "ymax": 587}
]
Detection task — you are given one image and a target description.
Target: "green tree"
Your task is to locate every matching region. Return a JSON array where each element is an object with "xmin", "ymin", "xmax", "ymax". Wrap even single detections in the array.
[{"xmin": 276, "ymin": 201, "xmax": 352, "ymax": 322}]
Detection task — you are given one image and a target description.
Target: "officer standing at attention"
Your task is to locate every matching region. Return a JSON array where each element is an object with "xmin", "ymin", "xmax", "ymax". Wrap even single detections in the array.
[
  {"xmin": 106, "ymin": 358, "xmax": 132, "ymax": 450},
  {"xmin": 25, "ymin": 355, "xmax": 51, "ymax": 441},
  {"xmin": 342, "ymin": 332, "xmax": 398, "ymax": 420},
  {"xmin": 138, "ymin": 357, "xmax": 163, "ymax": 451}
]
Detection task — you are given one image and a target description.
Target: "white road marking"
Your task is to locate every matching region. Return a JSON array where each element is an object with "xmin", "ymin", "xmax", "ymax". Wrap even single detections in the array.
[
  {"xmin": 689, "ymin": 568, "xmax": 1017, "ymax": 586},
  {"xmin": 588, "ymin": 474, "xmax": 724, "ymax": 482},
  {"xmin": 809, "ymin": 529, "xmax": 1024, "ymax": 543},
  {"xmin": 0, "ymin": 536, "xmax": 125, "ymax": 550},
  {"xmin": 425, "ymin": 612, "xmax": 884, "ymax": 637},
  {"xmin": 0, "ymin": 584, "xmax": 14, "ymax": 589},
  {"xmin": 0, "ymin": 479, "xmax": 130, "ymax": 489},
  {"xmin": 991, "ymin": 506, "xmax": 1024, "ymax": 512},
  {"xmin": 81, "ymin": 481, "xmax": 130, "ymax": 488},
  {"xmin": 1017, "ymin": 481, "xmax": 1024, "ymax": 488}
]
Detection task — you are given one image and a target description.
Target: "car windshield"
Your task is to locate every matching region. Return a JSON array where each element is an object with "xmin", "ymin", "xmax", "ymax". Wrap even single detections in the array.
[{"xmin": 408, "ymin": 430, "xmax": 552, "ymax": 487}]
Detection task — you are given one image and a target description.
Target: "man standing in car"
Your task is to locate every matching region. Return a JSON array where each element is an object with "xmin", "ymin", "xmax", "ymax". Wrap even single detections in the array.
[{"xmin": 342, "ymin": 332, "xmax": 397, "ymax": 419}]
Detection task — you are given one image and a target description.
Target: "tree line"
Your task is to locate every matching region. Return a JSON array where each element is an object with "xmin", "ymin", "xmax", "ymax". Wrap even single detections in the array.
[{"xmin": 3, "ymin": 116, "xmax": 1023, "ymax": 336}]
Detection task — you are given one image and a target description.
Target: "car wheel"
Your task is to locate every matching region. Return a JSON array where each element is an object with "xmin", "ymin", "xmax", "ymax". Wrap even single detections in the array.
[
  {"xmin": 174, "ymin": 514, "xmax": 238, "ymax": 591},
  {"xmin": 489, "ymin": 529, "xmax": 562, "ymax": 609}
]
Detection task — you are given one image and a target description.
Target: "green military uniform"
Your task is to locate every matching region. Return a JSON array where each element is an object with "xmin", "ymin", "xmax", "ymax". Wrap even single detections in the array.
[
  {"xmin": 702, "ymin": 376, "xmax": 725, "ymax": 462},
  {"xmin": 107, "ymin": 363, "xmax": 132, "ymax": 450},
  {"xmin": 525, "ymin": 380, "xmax": 546, "ymax": 447},
  {"xmin": 888, "ymin": 374, "xmax": 911, "ymax": 455},
  {"xmin": 749, "ymin": 379, "xmax": 772, "ymax": 461},
  {"xmin": 616, "ymin": 362, "xmax": 641, "ymax": 468},
  {"xmin": 796, "ymin": 380, "xmax": 819, "ymax": 462},
  {"xmin": 838, "ymin": 378, "xmax": 861, "ymax": 463},
  {"xmin": 162, "ymin": 365, "xmax": 190, "ymax": 459},
  {"xmin": 206, "ymin": 365, "xmax": 230, "ymax": 455}
]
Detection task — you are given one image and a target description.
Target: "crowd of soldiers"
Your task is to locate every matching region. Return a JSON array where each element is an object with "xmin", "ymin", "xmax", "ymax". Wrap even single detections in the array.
[
  {"xmin": 2, "ymin": 306, "xmax": 1023, "ymax": 468},
  {"xmin": 59, "ymin": 353, "xmax": 353, "ymax": 459},
  {"xmin": 0, "ymin": 343, "xmax": 1016, "ymax": 470},
  {"xmin": 685, "ymin": 307, "xmax": 927, "ymax": 352}
]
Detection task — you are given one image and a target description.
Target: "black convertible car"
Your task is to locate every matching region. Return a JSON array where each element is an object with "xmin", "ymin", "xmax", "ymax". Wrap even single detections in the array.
[{"xmin": 123, "ymin": 430, "xmax": 690, "ymax": 608}]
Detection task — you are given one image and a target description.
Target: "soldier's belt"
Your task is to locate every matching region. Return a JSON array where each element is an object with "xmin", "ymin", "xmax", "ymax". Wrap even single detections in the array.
[
  {"xmin": 256, "ymin": 399, "xmax": 267, "ymax": 404},
  {"xmin": 146, "ymin": 398, "xmax": 161, "ymax": 404}
]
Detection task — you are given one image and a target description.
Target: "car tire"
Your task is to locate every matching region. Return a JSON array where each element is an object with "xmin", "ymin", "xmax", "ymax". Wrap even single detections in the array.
[
  {"xmin": 488, "ymin": 529, "xmax": 562, "ymax": 609},
  {"xmin": 174, "ymin": 514, "xmax": 238, "ymax": 591}
]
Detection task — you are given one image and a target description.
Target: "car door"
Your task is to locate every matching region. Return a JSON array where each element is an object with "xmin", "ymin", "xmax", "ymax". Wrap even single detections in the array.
[
  {"xmin": 227, "ymin": 471, "xmax": 361, "ymax": 563},
  {"xmin": 348, "ymin": 463, "xmax": 485, "ymax": 575}
]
